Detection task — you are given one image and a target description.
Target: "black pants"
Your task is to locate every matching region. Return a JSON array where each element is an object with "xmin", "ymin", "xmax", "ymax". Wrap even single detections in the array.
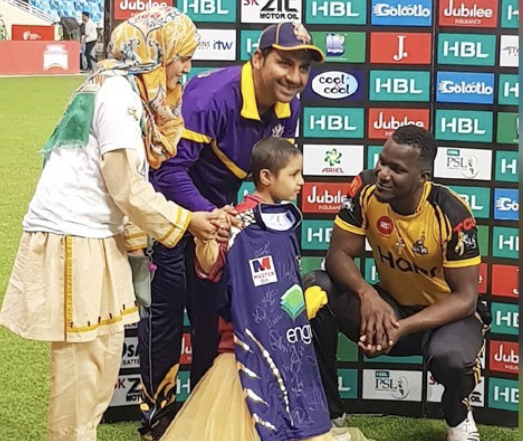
[
  {"xmin": 83, "ymin": 41, "xmax": 96, "ymax": 70},
  {"xmin": 138, "ymin": 237, "xmax": 221, "ymax": 436},
  {"xmin": 306, "ymin": 271, "xmax": 485, "ymax": 427}
]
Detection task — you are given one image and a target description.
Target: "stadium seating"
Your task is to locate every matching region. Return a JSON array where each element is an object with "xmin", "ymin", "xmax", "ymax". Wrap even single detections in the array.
[{"xmin": 29, "ymin": 0, "xmax": 103, "ymax": 25}]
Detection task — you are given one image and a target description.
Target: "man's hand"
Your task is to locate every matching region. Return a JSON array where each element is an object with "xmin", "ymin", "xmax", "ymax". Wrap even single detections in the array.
[
  {"xmin": 128, "ymin": 249, "xmax": 145, "ymax": 257},
  {"xmin": 359, "ymin": 288, "xmax": 399, "ymax": 352},
  {"xmin": 358, "ymin": 319, "xmax": 407, "ymax": 358},
  {"xmin": 188, "ymin": 211, "xmax": 221, "ymax": 241}
]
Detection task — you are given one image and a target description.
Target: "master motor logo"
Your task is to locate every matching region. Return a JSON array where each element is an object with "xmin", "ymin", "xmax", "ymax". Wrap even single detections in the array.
[
  {"xmin": 242, "ymin": 0, "xmax": 301, "ymax": 23},
  {"xmin": 439, "ymin": 0, "xmax": 498, "ymax": 27},
  {"xmin": 371, "ymin": 0, "xmax": 432, "ymax": 26}
]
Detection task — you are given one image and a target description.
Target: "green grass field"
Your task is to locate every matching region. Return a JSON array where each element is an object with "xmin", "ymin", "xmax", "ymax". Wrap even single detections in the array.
[{"xmin": 0, "ymin": 76, "xmax": 518, "ymax": 441}]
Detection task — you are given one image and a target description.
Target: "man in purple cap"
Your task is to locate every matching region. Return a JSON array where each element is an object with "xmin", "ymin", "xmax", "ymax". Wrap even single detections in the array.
[{"xmin": 138, "ymin": 22, "xmax": 324, "ymax": 441}]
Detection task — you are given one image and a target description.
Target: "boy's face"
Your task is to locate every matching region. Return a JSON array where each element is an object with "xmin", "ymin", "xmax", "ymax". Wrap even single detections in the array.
[{"xmin": 268, "ymin": 154, "xmax": 304, "ymax": 202}]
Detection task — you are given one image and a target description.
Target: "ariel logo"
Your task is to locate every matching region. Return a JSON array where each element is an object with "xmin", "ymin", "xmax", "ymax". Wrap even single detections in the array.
[
  {"xmin": 280, "ymin": 284, "xmax": 305, "ymax": 321},
  {"xmin": 324, "ymin": 148, "xmax": 342, "ymax": 166}
]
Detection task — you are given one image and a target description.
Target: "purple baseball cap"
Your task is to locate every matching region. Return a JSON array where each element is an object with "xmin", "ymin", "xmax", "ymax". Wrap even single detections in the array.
[{"xmin": 258, "ymin": 22, "xmax": 325, "ymax": 63}]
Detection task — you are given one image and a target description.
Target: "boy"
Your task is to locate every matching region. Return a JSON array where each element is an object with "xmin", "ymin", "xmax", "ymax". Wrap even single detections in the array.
[{"xmin": 160, "ymin": 137, "xmax": 332, "ymax": 441}]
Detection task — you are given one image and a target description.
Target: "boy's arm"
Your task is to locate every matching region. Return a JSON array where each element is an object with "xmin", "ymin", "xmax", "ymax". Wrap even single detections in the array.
[{"xmin": 194, "ymin": 238, "xmax": 227, "ymax": 281}]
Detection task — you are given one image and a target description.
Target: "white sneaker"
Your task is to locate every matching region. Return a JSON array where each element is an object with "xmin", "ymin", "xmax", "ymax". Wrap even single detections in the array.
[
  {"xmin": 447, "ymin": 411, "xmax": 480, "ymax": 441},
  {"xmin": 331, "ymin": 413, "xmax": 351, "ymax": 441}
]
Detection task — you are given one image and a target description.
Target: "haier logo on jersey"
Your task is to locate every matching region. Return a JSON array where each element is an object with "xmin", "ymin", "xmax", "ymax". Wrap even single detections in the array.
[
  {"xmin": 370, "ymin": 71, "xmax": 430, "ymax": 102},
  {"xmin": 436, "ymin": 72, "xmax": 494, "ymax": 104},
  {"xmin": 304, "ymin": 108, "xmax": 365, "ymax": 139},
  {"xmin": 490, "ymin": 341, "xmax": 518, "ymax": 375},
  {"xmin": 242, "ymin": 0, "xmax": 301, "ymax": 22},
  {"xmin": 439, "ymin": 0, "xmax": 497, "ymax": 27},
  {"xmin": 306, "ymin": 0, "xmax": 366, "ymax": 25},
  {"xmin": 249, "ymin": 256, "xmax": 278, "ymax": 286},
  {"xmin": 194, "ymin": 29, "xmax": 236, "ymax": 61},
  {"xmin": 498, "ymin": 74, "xmax": 519, "ymax": 106},
  {"xmin": 491, "ymin": 302, "xmax": 519, "ymax": 336},
  {"xmin": 370, "ymin": 33, "xmax": 432, "ymax": 64},
  {"xmin": 435, "ymin": 110, "xmax": 493, "ymax": 143},
  {"xmin": 435, "ymin": 147, "xmax": 492, "ymax": 181},
  {"xmin": 489, "ymin": 378, "xmax": 519, "ymax": 411},
  {"xmin": 114, "ymin": 0, "xmax": 173, "ymax": 20},
  {"xmin": 181, "ymin": 0, "xmax": 236, "ymax": 22},
  {"xmin": 438, "ymin": 34, "xmax": 496, "ymax": 66},
  {"xmin": 368, "ymin": 108, "xmax": 430, "ymax": 139},
  {"xmin": 494, "ymin": 189, "xmax": 519, "ymax": 221},
  {"xmin": 501, "ymin": 0, "xmax": 519, "ymax": 28},
  {"xmin": 500, "ymin": 35, "xmax": 518, "ymax": 67},
  {"xmin": 371, "ymin": 0, "xmax": 432, "ymax": 26},
  {"xmin": 301, "ymin": 182, "xmax": 351, "ymax": 214},
  {"xmin": 492, "ymin": 265, "xmax": 519, "ymax": 298},
  {"xmin": 304, "ymin": 70, "xmax": 364, "ymax": 101}
]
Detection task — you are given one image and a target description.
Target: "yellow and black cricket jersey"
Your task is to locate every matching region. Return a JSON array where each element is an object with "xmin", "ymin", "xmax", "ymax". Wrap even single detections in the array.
[{"xmin": 335, "ymin": 170, "xmax": 481, "ymax": 307}]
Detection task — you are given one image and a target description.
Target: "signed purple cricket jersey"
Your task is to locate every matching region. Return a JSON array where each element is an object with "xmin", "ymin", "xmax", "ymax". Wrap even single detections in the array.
[{"xmin": 226, "ymin": 203, "xmax": 330, "ymax": 441}]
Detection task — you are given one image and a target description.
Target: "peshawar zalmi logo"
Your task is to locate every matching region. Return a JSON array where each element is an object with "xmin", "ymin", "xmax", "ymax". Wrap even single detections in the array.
[
  {"xmin": 412, "ymin": 234, "xmax": 428, "ymax": 255},
  {"xmin": 272, "ymin": 123, "xmax": 284, "ymax": 138},
  {"xmin": 324, "ymin": 148, "xmax": 342, "ymax": 167},
  {"xmin": 292, "ymin": 22, "xmax": 312, "ymax": 45},
  {"xmin": 280, "ymin": 284, "xmax": 305, "ymax": 320}
]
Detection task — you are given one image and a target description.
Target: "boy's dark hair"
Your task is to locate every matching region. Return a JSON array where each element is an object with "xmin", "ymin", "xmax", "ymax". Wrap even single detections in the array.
[
  {"xmin": 82, "ymin": 11, "xmax": 90, "ymax": 18},
  {"xmin": 392, "ymin": 124, "xmax": 438, "ymax": 170},
  {"xmin": 250, "ymin": 137, "xmax": 301, "ymax": 187}
]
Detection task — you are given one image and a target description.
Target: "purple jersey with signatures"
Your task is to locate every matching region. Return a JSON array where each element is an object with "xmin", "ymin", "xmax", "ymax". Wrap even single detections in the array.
[{"xmin": 226, "ymin": 203, "xmax": 330, "ymax": 441}]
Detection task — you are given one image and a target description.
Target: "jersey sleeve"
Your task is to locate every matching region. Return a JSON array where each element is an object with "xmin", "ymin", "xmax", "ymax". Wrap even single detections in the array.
[
  {"xmin": 334, "ymin": 170, "xmax": 374, "ymax": 236},
  {"xmin": 439, "ymin": 189, "xmax": 481, "ymax": 268},
  {"xmin": 282, "ymin": 99, "xmax": 300, "ymax": 142}
]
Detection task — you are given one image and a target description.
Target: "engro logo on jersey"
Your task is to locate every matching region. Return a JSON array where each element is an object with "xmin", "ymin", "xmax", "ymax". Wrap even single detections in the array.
[
  {"xmin": 436, "ymin": 72, "xmax": 494, "ymax": 104},
  {"xmin": 371, "ymin": 0, "xmax": 432, "ymax": 26},
  {"xmin": 368, "ymin": 108, "xmax": 430, "ymax": 139},
  {"xmin": 439, "ymin": 0, "xmax": 498, "ymax": 27},
  {"xmin": 370, "ymin": 33, "xmax": 432, "ymax": 64}
]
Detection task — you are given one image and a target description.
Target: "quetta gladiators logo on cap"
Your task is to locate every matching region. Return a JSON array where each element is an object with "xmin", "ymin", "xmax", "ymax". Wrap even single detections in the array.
[{"xmin": 293, "ymin": 22, "xmax": 312, "ymax": 44}]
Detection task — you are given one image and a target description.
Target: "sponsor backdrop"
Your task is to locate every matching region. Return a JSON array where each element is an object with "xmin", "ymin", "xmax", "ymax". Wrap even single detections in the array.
[{"xmin": 106, "ymin": 0, "xmax": 519, "ymax": 427}]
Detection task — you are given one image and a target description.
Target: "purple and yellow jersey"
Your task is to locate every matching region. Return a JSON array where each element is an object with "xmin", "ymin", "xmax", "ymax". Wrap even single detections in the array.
[
  {"xmin": 226, "ymin": 203, "xmax": 330, "ymax": 441},
  {"xmin": 150, "ymin": 64, "xmax": 299, "ymax": 212}
]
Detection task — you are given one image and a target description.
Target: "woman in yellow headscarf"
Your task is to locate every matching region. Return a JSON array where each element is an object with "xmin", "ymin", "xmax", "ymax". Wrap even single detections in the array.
[{"xmin": 0, "ymin": 7, "xmax": 225, "ymax": 441}]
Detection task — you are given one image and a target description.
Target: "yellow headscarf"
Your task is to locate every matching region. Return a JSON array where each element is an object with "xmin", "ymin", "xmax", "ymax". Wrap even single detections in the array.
[{"xmin": 96, "ymin": 6, "xmax": 199, "ymax": 169}]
